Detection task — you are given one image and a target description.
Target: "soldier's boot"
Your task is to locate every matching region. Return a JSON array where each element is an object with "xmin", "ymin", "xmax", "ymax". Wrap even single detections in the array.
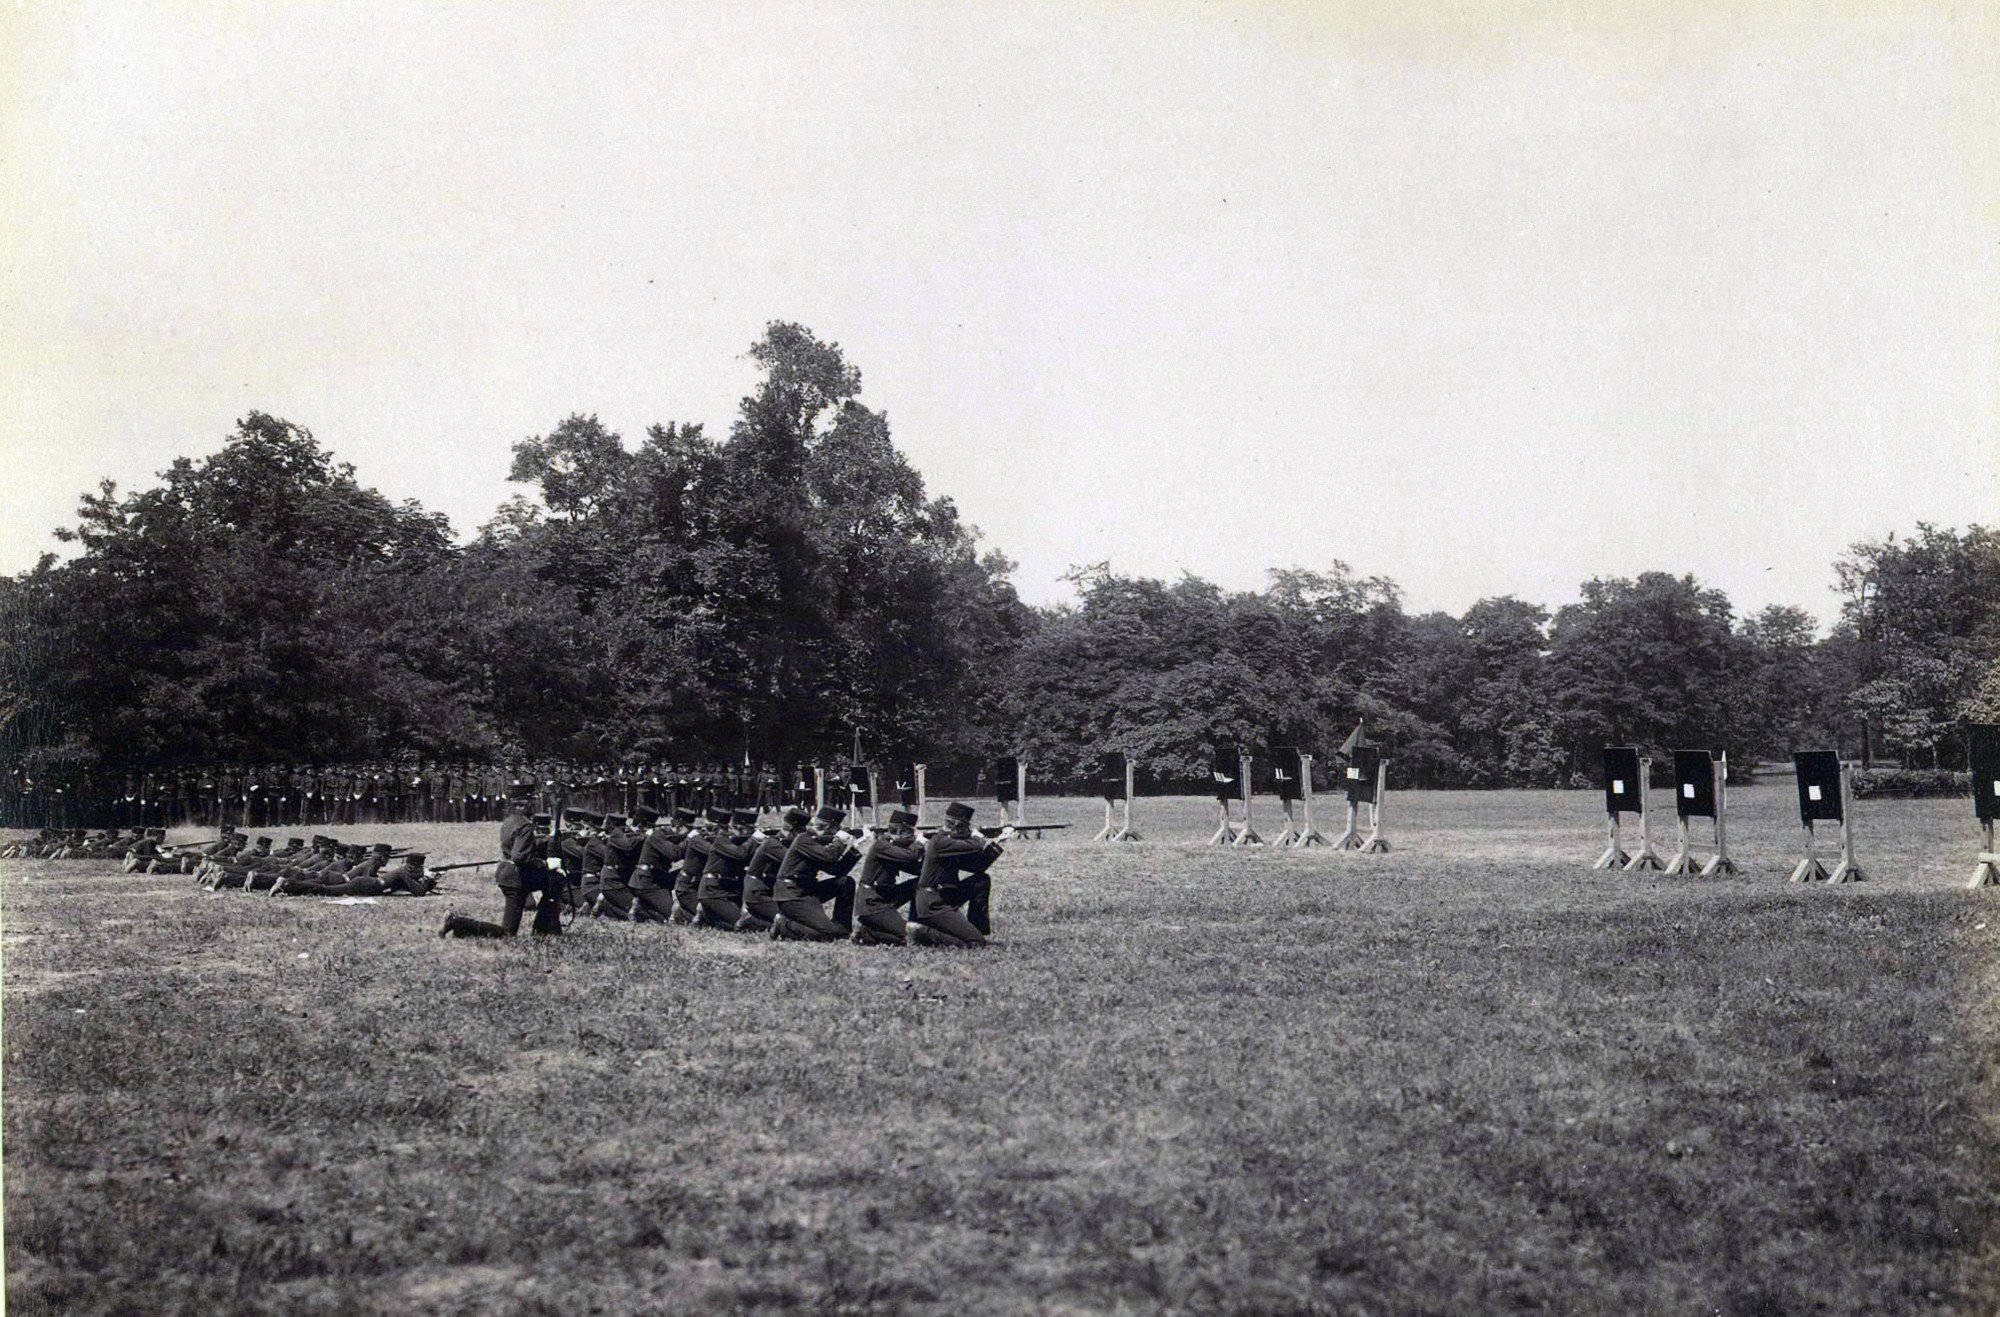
[{"xmin": 441, "ymin": 912, "xmax": 511, "ymax": 939}]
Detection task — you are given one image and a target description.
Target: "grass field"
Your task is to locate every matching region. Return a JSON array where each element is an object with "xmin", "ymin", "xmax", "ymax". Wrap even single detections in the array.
[{"xmin": 6, "ymin": 786, "xmax": 2000, "ymax": 1315}]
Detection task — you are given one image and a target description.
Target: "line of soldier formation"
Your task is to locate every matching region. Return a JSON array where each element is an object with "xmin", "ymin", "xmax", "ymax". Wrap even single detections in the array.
[
  {"xmin": 2, "ymin": 828, "xmax": 440, "ymax": 897},
  {"xmin": 1, "ymin": 762, "xmax": 919, "ymax": 829},
  {"xmin": 439, "ymin": 790, "xmax": 1003, "ymax": 948},
  {"xmin": 4, "ymin": 789, "xmax": 1007, "ymax": 949}
]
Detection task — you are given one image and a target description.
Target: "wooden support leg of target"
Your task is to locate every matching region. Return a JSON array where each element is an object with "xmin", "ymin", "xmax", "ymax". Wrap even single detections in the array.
[
  {"xmin": 1664, "ymin": 816, "xmax": 1697, "ymax": 876},
  {"xmin": 1094, "ymin": 798, "xmax": 1115, "ymax": 841},
  {"xmin": 1969, "ymin": 821, "xmax": 1999, "ymax": 889},
  {"xmin": 1827, "ymin": 764, "xmax": 1864, "ymax": 883},
  {"xmin": 1623, "ymin": 761, "xmax": 1665, "ymax": 871},
  {"xmin": 1109, "ymin": 761, "xmax": 1140, "ymax": 841},
  {"xmin": 1295, "ymin": 756, "xmax": 1329, "ymax": 846},
  {"xmin": 1359, "ymin": 760, "xmax": 1391, "ymax": 852},
  {"xmin": 1333, "ymin": 800, "xmax": 1360, "ymax": 850},
  {"xmin": 1593, "ymin": 816, "xmax": 1628, "ymax": 870},
  {"xmin": 1209, "ymin": 799, "xmax": 1237, "ymax": 846},
  {"xmin": 1233, "ymin": 757, "xmax": 1264, "ymax": 846},
  {"xmin": 914, "ymin": 764, "xmax": 928, "ymax": 828},
  {"xmin": 1699, "ymin": 754, "xmax": 1737, "ymax": 876},
  {"xmin": 1271, "ymin": 799, "xmax": 1300, "ymax": 848},
  {"xmin": 1788, "ymin": 822, "xmax": 1829, "ymax": 883}
]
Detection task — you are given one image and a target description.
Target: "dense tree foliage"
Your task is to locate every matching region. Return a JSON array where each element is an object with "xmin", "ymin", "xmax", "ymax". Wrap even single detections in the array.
[{"xmin": 3, "ymin": 323, "xmax": 1993, "ymax": 792}]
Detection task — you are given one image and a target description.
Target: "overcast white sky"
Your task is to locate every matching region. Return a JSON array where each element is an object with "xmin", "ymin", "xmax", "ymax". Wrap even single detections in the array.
[{"xmin": 5, "ymin": 0, "xmax": 1995, "ymax": 626}]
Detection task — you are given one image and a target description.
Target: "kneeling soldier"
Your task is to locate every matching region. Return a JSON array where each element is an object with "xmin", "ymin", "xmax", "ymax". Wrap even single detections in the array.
[
  {"xmin": 696, "ymin": 808, "xmax": 759, "ymax": 929},
  {"xmin": 737, "ymin": 806, "xmax": 805, "ymax": 933},
  {"xmin": 771, "ymin": 806, "xmax": 861, "ymax": 942},
  {"xmin": 629, "ymin": 807, "xmax": 690, "ymax": 922},
  {"xmin": 852, "ymin": 809, "xmax": 925, "ymax": 946},
  {"xmin": 910, "ymin": 802, "xmax": 1001, "ymax": 948}
]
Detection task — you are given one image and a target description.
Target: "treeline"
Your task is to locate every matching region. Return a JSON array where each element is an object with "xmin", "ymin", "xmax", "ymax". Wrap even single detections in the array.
[{"xmin": 3, "ymin": 323, "xmax": 1996, "ymax": 792}]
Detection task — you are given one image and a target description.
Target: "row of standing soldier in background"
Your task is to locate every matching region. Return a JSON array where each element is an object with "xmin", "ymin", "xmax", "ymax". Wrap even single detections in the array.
[{"xmin": 1, "ymin": 760, "xmax": 994, "ymax": 830}]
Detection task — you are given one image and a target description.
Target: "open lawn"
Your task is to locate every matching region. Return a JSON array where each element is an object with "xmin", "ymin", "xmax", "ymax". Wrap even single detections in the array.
[{"xmin": 6, "ymin": 786, "xmax": 2000, "ymax": 1315}]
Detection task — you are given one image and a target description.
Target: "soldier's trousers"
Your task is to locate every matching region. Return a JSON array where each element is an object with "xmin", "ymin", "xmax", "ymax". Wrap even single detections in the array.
[
  {"xmin": 773, "ymin": 875, "xmax": 856, "ymax": 941},
  {"xmin": 278, "ymin": 875, "xmax": 387, "ymax": 897},
  {"xmin": 911, "ymin": 877, "xmax": 990, "ymax": 947},
  {"xmin": 672, "ymin": 870, "xmax": 703, "ymax": 919},
  {"xmin": 854, "ymin": 878, "xmax": 918, "ymax": 945},
  {"xmin": 735, "ymin": 875, "xmax": 778, "ymax": 932},
  {"xmin": 444, "ymin": 871, "xmax": 562, "ymax": 938},
  {"xmin": 628, "ymin": 868, "xmax": 677, "ymax": 922},
  {"xmin": 697, "ymin": 873, "xmax": 746, "ymax": 930},
  {"xmin": 579, "ymin": 873, "xmax": 636, "ymax": 918}
]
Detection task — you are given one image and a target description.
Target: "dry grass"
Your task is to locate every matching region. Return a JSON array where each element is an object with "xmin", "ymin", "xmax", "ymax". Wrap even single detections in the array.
[{"xmin": 6, "ymin": 785, "xmax": 2000, "ymax": 1315}]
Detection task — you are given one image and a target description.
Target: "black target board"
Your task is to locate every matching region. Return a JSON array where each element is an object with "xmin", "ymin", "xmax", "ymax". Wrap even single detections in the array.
[
  {"xmin": 1602, "ymin": 747, "xmax": 1643, "ymax": 816},
  {"xmin": 1098, "ymin": 753, "xmax": 1129, "ymax": 802},
  {"xmin": 1272, "ymin": 747, "xmax": 1305, "ymax": 802},
  {"xmin": 1673, "ymin": 751, "xmax": 1717, "ymax": 819},
  {"xmin": 1793, "ymin": 751, "xmax": 1844, "ymax": 824},
  {"xmin": 1211, "ymin": 745, "xmax": 1241, "ymax": 801},
  {"xmin": 1970, "ymin": 724, "xmax": 2000, "ymax": 824},
  {"xmin": 847, "ymin": 764, "xmax": 872, "ymax": 807},
  {"xmin": 895, "ymin": 763, "xmax": 919, "ymax": 808},
  {"xmin": 1345, "ymin": 745, "xmax": 1381, "ymax": 805},
  {"xmin": 993, "ymin": 757, "xmax": 1020, "ymax": 804}
]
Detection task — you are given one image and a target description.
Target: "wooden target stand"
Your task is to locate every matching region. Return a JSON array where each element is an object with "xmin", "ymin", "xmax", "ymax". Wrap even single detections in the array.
[
  {"xmin": 991, "ymin": 756, "xmax": 1068, "ymax": 839},
  {"xmin": 1664, "ymin": 750, "xmax": 1736, "ymax": 877},
  {"xmin": 1969, "ymin": 726, "xmax": 2000, "ymax": 888},
  {"xmin": 1093, "ymin": 755, "xmax": 1140, "ymax": 842},
  {"xmin": 1331, "ymin": 754, "xmax": 1390, "ymax": 852},
  {"xmin": 1789, "ymin": 755, "xmax": 1863, "ymax": 884},
  {"xmin": 1595, "ymin": 750, "xmax": 1664, "ymax": 871},
  {"xmin": 1974, "ymin": 820, "xmax": 2000, "ymax": 889},
  {"xmin": 1208, "ymin": 752, "xmax": 1263, "ymax": 846},
  {"xmin": 1270, "ymin": 751, "xmax": 1330, "ymax": 847}
]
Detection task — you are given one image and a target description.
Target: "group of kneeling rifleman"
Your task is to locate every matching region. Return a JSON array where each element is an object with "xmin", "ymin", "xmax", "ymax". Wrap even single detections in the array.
[
  {"xmin": 3, "ymin": 825, "xmax": 438, "ymax": 898},
  {"xmin": 439, "ymin": 792, "xmax": 1002, "ymax": 948}
]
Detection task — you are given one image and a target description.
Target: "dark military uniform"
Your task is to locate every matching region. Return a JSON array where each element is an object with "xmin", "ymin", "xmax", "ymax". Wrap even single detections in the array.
[
  {"xmin": 441, "ymin": 795, "xmax": 564, "ymax": 938},
  {"xmin": 771, "ymin": 807, "xmax": 860, "ymax": 941},
  {"xmin": 695, "ymin": 810, "xmax": 759, "ymax": 929},
  {"xmin": 736, "ymin": 810, "xmax": 802, "ymax": 933},
  {"xmin": 852, "ymin": 810, "xmax": 925, "ymax": 946},
  {"xmin": 911, "ymin": 802, "xmax": 1000, "ymax": 947}
]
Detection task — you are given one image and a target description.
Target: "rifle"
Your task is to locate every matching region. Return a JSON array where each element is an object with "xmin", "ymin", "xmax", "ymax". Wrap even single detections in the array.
[{"xmin": 428, "ymin": 858, "xmax": 499, "ymax": 874}]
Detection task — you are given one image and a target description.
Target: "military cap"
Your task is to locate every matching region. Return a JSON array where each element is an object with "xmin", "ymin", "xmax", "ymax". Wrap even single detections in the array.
[
  {"xmin": 531, "ymin": 813, "xmax": 552, "ymax": 826},
  {"xmin": 889, "ymin": 809, "xmax": 918, "ymax": 828},
  {"xmin": 373, "ymin": 842, "xmax": 394, "ymax": 854},
  {"xmin": 566, "ymin": 809, "xmax": 603, "ymax": 827},
  {"xmin": 672, "ymin": 806, "xmax": 698, "ymax": 825},
  {"xmin": 287, "ymin": 838, "xmax": 304, "ymax": 848},
  {"xmin": 782, "ymin": 806, "xmax": 810, "ymax": 829},
  {"xmin": 944, "ymin": 801, "xmax": 975, "ymax": 822},
  {"xmin": 702, "ymin": 806, "xmax": 728, "ymax": 824},
  {"xmin": 730, "ymin": 808, "xmax": 758, "ymax": 827},
  {"xmin": 402, "ymin": 853, "xmax": 427, "ymax": 867},
  {"xmin": 601, "ymin": 814, "xmax": 628, "ymax": 829},
  {"xmin": 256, "ymin": 836, "xmax": 273, "ymax": 846},
  {"xmin": 631, "ymin": 805, "xmax": 660, "ymax": 826},
  {"xmin": 813, "ymin": 805, "xmax": 845, "ymax": 825}
]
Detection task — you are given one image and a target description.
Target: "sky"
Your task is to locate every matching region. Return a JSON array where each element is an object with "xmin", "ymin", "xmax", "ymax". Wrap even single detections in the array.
[{"xmin": 4, "ymin": 0, "xmax": 1996, "ymax": 628}]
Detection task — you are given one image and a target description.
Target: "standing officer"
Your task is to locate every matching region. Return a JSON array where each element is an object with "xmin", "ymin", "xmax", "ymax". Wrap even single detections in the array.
[
  {"xmin": 441, "ymin": 786, "xmax": 565, "ymax": 938},
  {"xmin": 910, "ymin": 802, "xmax": 1001, "ymax": 947}
]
